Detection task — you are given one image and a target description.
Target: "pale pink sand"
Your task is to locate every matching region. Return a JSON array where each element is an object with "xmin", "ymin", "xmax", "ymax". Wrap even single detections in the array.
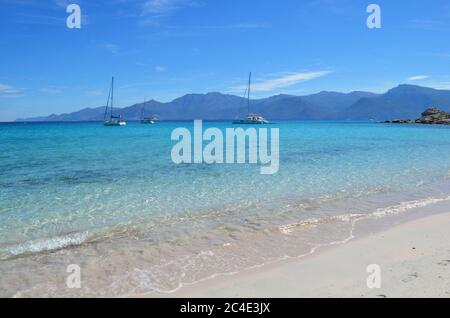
[{"xmin": 141, "ymin": 212, "xmax": 450, "ymax": 298}]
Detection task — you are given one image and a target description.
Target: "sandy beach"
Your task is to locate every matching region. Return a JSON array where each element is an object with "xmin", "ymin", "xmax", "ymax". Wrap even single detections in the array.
[{"xmin": 142, "ymin": 212, "xmax": 450, "ymax": 298}]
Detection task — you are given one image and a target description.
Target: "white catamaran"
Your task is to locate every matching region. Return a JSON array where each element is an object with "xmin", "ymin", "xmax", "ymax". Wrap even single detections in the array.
[
  {"xmin": 233, "ymin": 72, "xmax": 270, "ymax": 125},
  {"xmin": 104, "ymin": 77, "xmax": 127, "ymax": 127},
  {"xmin": 140, "ymin": 100, "xmax": 156, "ymax": 124}
]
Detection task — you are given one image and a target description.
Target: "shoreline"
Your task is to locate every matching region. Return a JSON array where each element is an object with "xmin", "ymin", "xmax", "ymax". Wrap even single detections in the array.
[
  {"xmin": 4, "ymin": 182, "xmax": 450, "ymax": 297},
  {"xmin": 139, "ymin": 211, "xmax": 450, "ymax": 298}
]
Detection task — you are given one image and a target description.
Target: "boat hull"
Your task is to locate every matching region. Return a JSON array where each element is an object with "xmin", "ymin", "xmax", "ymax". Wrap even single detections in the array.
[
  {"xmin": 232, "ymin": 120, "xmax": 270, "ymax": 125},
  {"xmin": 104, "ymin": 121, "xmax": 127, "ymax": 127}
]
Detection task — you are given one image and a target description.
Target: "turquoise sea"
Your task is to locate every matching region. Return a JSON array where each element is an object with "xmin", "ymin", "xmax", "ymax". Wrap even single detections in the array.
[{"xmin": 2, "ymin": 121, "xmax": 450, "ymax": 296}]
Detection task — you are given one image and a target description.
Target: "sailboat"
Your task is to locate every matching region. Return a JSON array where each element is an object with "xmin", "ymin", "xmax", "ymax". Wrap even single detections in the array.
[
  {"xmin": 232, "ymin": 72, "xmax": 270, "ymax": 125},
  {"xmin": 140, "ymin": 100, "xmax": 156, "ymax": 124},
  {"xmin": 104, "ymin": 77, "xmax": 126, "ymax": 126}
]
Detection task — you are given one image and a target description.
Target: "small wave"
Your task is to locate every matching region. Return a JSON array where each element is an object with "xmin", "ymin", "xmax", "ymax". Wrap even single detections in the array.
[
  {"xmin": 0, "ymin": 231, "xmax": 89, "ymax": 260},
  {"xmin": 278, "ymin": 195, "xmax": 450, "ymax": 235},
  {"xmin": 371, "ymin": 196, "xmax": 450, "ymax": 218},
  {"xmin": 278, "ymin": 213, "xmax": 363, "ymax": 235}
]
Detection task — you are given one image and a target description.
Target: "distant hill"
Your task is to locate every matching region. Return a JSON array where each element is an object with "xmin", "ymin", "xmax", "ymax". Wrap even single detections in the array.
[
  {"xmin": 342, "ymin": 85, "xmax": 450, "ymax": 120},
  {"xmin": 16, "ymin": 85, "xmax": 450, "ymax": 122}
]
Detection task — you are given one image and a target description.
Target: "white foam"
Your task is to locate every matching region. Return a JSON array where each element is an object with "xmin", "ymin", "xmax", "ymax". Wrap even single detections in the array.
[
  {"xmin": 371, "ymin": 196, "xmax": 450, "ymax": 218},
  {"xmin": 278, "ymin": 213, "xmax": 363, "ymax": 235},
  {"xmin": 1, "ymin": 231, "xmax": 89, "ymax": 259}
]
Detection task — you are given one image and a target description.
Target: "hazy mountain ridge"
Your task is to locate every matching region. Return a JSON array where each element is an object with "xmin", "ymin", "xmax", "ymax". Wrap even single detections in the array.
[
  {"xmin": 16, "ymin": 85, "xmax": 450, "ymax": 122},
  {"xmin": 342, "ymin": 85, "xmax": 450, "ymax": 120}
]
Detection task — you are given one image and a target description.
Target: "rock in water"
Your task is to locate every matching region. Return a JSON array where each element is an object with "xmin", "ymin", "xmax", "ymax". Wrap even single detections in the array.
[
  {"xmin": 384, "ymin": 107, "xmax": 450, "ymax": 125},
  {"xmin": 416, "ymin": 107, "xmax": 450, "ymax": 125},
  {"xmin": 385, "ymin": 119, "xmax": 415, "ymax": 124}
]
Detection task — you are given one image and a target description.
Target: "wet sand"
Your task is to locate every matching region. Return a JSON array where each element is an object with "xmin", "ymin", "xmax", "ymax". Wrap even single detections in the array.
[{"xmin": 143, "ymin": 212, "xmax": 450, "ymax": 298}]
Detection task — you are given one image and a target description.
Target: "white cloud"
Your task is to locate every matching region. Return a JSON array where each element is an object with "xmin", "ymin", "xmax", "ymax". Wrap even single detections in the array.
[
  {"xmin": 40, "ymin": 86, "xmax": 62, "ymax": 94},
  {"xmin": 140, "ymin": 0, "xmax": 201, "ymax": 25},
  {"xmin": 142, "ymin": 0, "xmax": 199, "ymax": 15},
  {"xmin": 230, "ymin": 71, "xmax": 333, "ymax": 93},
  {"xmin": 53, "ymin": 0, "xmax": 71, "ymax": 8},
  {"xmin": 85, "ymin": 89, "xmax": 104, "ymax": 97},
  {"xmin": 0, "ymin": 83, "xmax": 24, "ymax": 94},
  {"xmin": 408, "ymin": 75, "xmax": 429, "ymax": 81},
  {"xmin": 428, "ymin": 82, "xmax": 450, "ymax": 90},
  {"xmin": 98, "ymin": 42, "xmax": 120, "ymax": 55},
  {"xmin": 155, "ymin": 66, "xmax": 167, "ymax": 72},
  {"xmin": 143, "ymin": 0, "xmax": 179, "ymax": 14}
]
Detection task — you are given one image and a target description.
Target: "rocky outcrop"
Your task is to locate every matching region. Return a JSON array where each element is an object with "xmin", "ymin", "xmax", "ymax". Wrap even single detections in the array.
[
  {"xmin": 417, "ymin": 108, "xmax": 450, "ymax": 124},
  {"xmin": 384, "ymin": 107, "xmax": 450, "ymax": 125},
  {"xmin": 384, "ymin": 119, "xmax": 415, "ymax": 124}
]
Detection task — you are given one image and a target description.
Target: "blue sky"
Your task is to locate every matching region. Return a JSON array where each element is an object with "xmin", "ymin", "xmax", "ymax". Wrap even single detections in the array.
[{"xmin": 1, "ymin": 0, "xmax": 450, "ymax": 121}]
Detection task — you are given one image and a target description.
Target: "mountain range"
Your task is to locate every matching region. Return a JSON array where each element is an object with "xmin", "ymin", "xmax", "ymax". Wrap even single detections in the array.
[{"xmin": 16, "ymin": 85, "xmax": 450, "ymax": 122}]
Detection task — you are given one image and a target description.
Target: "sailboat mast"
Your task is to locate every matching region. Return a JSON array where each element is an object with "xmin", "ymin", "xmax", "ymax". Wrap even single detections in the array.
[
  {"xmin": 110, "ymin": 77, "xmax": 114, "ymax": 118},
  {"xmin": 104, "ymin": 84, "xmax": 111, "ymax": 121},
  {"xmin": 247, "ymin": 72, "xmax": 251, "ymax": 115}
]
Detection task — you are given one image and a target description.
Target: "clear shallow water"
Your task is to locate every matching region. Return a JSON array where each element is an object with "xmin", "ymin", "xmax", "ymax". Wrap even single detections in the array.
[{"xmin": 2, "ymin": 121, "xmax": 450, "ymax": 296}]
